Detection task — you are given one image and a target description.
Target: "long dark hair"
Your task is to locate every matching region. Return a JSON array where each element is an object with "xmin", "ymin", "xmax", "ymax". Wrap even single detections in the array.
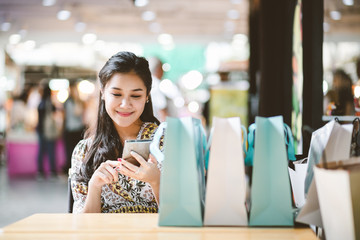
[{"xmin": 81, "ymin": 51, "xmax": 159, "ymax": 181}]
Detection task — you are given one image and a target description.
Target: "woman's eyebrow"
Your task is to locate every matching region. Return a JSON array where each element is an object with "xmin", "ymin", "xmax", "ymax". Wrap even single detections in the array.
[{"xmin": 110, "ymin": 87, "xmax": 144, "ymax": 92}]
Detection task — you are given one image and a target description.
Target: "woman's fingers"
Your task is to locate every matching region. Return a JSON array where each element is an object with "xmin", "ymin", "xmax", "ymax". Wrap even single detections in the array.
[
  {"xmin": 104, "ymin": 161, "xmax": 120, "ymax": 182},
  {"xmin": 118, "ymin": 165, "xmax": 138, "ymax": 179},
  {"xmin": 97, "ymin": 161, "xmax": 120, "ymax": 183},
  {"xmin": 120, "ymin": 158, "xmax": 140, "ymax": 174},
  {"xmin": 98, "ymin": 171, "xmax": 113, "ymax": 183},
  {"xmin": 130, "ymin": 151, "xmax": 148, "ymax": 166},
  {"xmin": 149, "ymin": 154, "xmax": 158, "ymax": 165}
]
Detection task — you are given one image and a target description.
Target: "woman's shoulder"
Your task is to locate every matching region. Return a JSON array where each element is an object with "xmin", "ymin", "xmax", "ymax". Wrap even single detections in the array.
[
  {"xmin": 138, "ymin": 122, "xmax": 159, "ymax": 140},
  {"xmin": 72, "ymin": 138, "xmax": 92, "ymax": 162}
]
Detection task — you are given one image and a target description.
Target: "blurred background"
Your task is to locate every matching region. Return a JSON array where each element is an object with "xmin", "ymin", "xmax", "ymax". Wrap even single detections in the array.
[{"xmin": 0, "ymin": 0, "xmax": 359, "ymax": 228}]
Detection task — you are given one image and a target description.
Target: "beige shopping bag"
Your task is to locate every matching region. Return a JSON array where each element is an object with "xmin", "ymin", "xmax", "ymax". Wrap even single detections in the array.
[
  {"xmin": 314, "ymin": 158, "xmax": 360, "ymax": 240},
  {"xmin": 204, "ymin": 117, "xmax": 248, "ymax": 226}
]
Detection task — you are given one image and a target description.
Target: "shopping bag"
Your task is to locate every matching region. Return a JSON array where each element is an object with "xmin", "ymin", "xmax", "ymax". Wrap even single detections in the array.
[
  {"xmin": 245, "ymin": 121, "xmax": 296, "ymax": 166},
  {"xmin": 288, "ymin": 158, "xmax": 308, "ymax": 208},
  {"xmin": 296, "ymin": 120, "xmax": 353, "ymax": 227},
  {"xmin": 249, "ymin": 116, "xmax": 294, "ymax": 226},
  {"xmin": 204, "ymin": 117, "xmax": 248, "ymax": 226},
  {"xmin": 304, "ymin": 120, "xmax": 353, "ymax": 194},
  {"xmin": 157, "ymin": 117, "xmax": 206, "ymax": 227},
  {"xmin": 314, "ymin": 158, "xmax": 360, "ymax": 240}
]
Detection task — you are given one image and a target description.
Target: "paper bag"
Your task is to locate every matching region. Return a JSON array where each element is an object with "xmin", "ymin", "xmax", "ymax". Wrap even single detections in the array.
[
  {"xmin": 245, "ymin": 122, "xmax": 296, "ymax": 166},
  {"xmin": 204, "ymin": 117, "xmax": 248, "ymax": 226},
  {"xmin": 157, "ymin": 117, "xmax": 206, "ymax": 227},
  {"xmin": 314, "ymin": 158, "xmax": 360, "ymax": 240},
  {"xmin": 297, "ymin": 120, "xmax": 353, "ymax": 227},
  {"xmin": 249, "ymin": 116, "xmax": 294, "ymax": 226},
  {"xmin": 304, "ymin": 120, "xmax": 353, "ymax": 194}
]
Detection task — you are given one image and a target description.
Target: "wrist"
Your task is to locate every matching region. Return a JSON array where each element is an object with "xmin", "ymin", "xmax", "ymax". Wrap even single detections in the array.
[
  {"xmin": 149, "ymin": 176, "xmax": 160, "ymax": 189},
  {"xmin": 88, "ymin": 177, "xmax": 104, "ymax": 191}
]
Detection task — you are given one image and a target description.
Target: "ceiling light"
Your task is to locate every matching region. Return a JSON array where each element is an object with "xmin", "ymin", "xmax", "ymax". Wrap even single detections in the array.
[
  {"xmin": 232, "ymin": 33, "xmax": 248, "ymax": 43},
  {"xmin": 42, "ymin": 0, "xmax": 56, "ymax": 6},
  {"xmin": 227, "ymin": 9, "xmax": 240, "ymax": 20},
  {"xmin": 19, "ymin": 29, "xmax": 27, "ymax": 37},
  {"xmin": 57, "ymin": 89, "xmax": 69, "ymax": 103},
  {"xmin": 343, "ymin": 0, "xmax": 354, "ymax": 6},
  {"xmin": 149, "ymin": 22, "xmax": 161, "ymax": 33},
  {"xmin": 24, "ymin": 40, "xmax": 36, "ymax": 50},
  {"xmin": 49, "ymin": 79, "xmax": 69, "ymax": 91},
  {"xmin": 188, "ymin": 101, "xmax": 200, "ymax": 113},
  {"xmin": 75, "ymin": 22, "xmax": 86, "ymax": 32},
  {"xmin": 1, "ymin": 22, "xmax": 11, "ymax": 31},
  {"xmin": 174, "ymin": 97, "xmax": 185, "ymax": 108},
  {"xmin": 330, "ymin": 11, "xmax": 341, "ymax": 20},
  {"xmin": 78, "ymin": 80, "xmax": 95, "ymax": 94},
  {"xmin": 134, "ymin": 0, "xmax": 149, "ymax": 7},
  {"xmin": 9, "ymin": 34, "xmax": 21, "ymax": 45},
  {"xmin": 142, "ymin": 11, "xmax": 156, "ymax": 21},
  {"xmin": 181, "ymin": 70, "xmax": 203, "ymax": 90},
  {"xmin": 162, "ymin": 63, "xmax": 171, "ymax": 72},
  {"xmin": 158, "ymin": 33, "xmax": 173, "ymax": 45},
  {"xmin": 82, "ymin": 33, "xmax": 97, "ymax": 45},
  {"xmin": 57, "ymin": 10, "xmax": 71, "ymax": 21}
]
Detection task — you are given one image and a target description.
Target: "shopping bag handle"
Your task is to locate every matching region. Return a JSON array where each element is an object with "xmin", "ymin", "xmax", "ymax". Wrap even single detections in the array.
[
  {"xmin": 244, "ymin": 123, "xmax": 256, "ymax": 166},
  {"xmin": 150, "ymin": 122, "xmax": 167, "ymax": 164},
  {"xmin": 283, "ymin": 123, "xmax": 296, "ymax": 161},
  {"xmin": 244, "ymin": 123, "xmax": 296, "ymax": 166}
]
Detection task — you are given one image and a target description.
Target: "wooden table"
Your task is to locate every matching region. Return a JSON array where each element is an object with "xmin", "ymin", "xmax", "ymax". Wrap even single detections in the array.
[{"xmin": 0, "ymin": 213, "xmax": 318, "ymax": 240}]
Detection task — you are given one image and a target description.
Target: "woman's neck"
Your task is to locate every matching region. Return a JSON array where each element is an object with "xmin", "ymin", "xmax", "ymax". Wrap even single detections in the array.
[{"xmin": 115, "ymin": 119, "xmax": 143, "ymax": 144}]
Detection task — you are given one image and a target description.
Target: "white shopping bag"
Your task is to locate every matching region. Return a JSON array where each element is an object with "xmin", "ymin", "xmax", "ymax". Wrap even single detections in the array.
[
  {"xmin": 296, "ymin": 178, "xmax": 323, "ymax": 227},
  {"xmin": 304, "ymin": 120, "xmax": 353, "ymax": 193},
  {"xmin": 288, "ymin": 160, "xmax": 308, "ymax": 208},
  {"xmin": 297, "ymin": 120, "xmax": 353, "ymax": 227},
  {"xmin": 204, "ymin": 117, "xmax": 248, "ymax": 226}
]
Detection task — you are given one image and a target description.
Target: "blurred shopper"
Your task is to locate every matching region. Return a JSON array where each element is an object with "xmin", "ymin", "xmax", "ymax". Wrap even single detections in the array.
[
  {"xmin": 148, "ymin": 57, "xmax": 168, "ymax": 122},
  {"xmin": 36, "ymin": 81, "xmax": 58, "ymax": 180},
  {"xmin": 9, "ymin": 90, "xmax": 29, "ymax": 132},
  {"xmin": 324, "ymin": 69, "xmax": 355, "ymax": 116},
  {"xmin": 62, "ymin": 82, "xmax": 85, "ymax": 175}
]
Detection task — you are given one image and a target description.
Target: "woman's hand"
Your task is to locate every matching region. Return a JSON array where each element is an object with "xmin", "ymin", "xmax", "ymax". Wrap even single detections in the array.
[
  {"xmin": 118, "ymin": 151, "xmax": 160, "ymax": 204},
  {"xmin": 89, "ymin": 160, "xmax": 121, "ymax": 189},
  {"xmin": 118, "ymin": 151, "xmax": 160, "ymax": 186},
  {"xmin": 83, "ymin": 160, "xmax": 121, "ymax": 213}
]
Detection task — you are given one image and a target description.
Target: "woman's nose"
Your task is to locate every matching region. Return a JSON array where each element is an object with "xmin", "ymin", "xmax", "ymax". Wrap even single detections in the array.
[{"xmin": 120, "ymin": 97, "xmax": 131, "ymax": 107}]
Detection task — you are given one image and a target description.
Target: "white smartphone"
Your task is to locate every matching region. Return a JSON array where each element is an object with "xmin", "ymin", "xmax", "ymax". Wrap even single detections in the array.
[{"xmin": 122, "ymin": 139, "xmax": 152, "ymax": 166}]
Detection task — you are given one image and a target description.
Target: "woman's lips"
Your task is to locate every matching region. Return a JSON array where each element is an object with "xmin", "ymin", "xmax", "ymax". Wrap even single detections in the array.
[{"xmin": 118, "ymin": 111, "xmax": 133, "ymax": 117}]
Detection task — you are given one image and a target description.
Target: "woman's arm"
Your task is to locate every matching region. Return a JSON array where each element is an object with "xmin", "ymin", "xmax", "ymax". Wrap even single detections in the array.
[{"xmin": 82, "ymin": 160, "xmax": 122, "ymax": 213}]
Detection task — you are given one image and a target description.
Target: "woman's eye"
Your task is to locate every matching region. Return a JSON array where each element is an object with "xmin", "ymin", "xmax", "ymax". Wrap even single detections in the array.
[
  {"xmin": 112, "ymin": 94, "xmax": 122, "ymax": 97},
  {"xmin": 131, "ymin": 95, "xmax": 141, "ymax": 98}
]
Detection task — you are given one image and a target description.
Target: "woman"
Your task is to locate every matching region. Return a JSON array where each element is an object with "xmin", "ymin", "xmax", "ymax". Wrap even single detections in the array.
[
  {"xmin": 324, "ymin": 69, "xmax": 355, "ymax": 116},
  {"xmin": 71, "ymin": 51, "xmax": 161, "ymax": 213}
]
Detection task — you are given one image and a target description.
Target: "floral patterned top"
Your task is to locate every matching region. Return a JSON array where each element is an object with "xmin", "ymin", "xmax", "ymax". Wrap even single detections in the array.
[{"xmin": 70, "ymin": 122, "xmax": 161, "ymax": 214}]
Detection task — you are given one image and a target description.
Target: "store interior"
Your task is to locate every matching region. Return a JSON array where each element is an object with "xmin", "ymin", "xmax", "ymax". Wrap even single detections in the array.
[{"xmin": 0, "ymin": 0, "xmax": 359, "ymax": 228}]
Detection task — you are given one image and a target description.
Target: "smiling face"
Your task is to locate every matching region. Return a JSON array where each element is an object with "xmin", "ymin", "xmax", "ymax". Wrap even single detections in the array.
[{"xmin": 102, "ymin": 72, "xmax": 148, "ymax": 130}]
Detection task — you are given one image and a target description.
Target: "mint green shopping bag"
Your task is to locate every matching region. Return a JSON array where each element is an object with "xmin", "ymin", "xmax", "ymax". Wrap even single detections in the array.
[
  {"xmin": 249, "ymin": 116, "xmax": 294, "ymax": 226},
  {"xmin": 157, "ymin": 117, "xmax": 206, "ymax": 227}
]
